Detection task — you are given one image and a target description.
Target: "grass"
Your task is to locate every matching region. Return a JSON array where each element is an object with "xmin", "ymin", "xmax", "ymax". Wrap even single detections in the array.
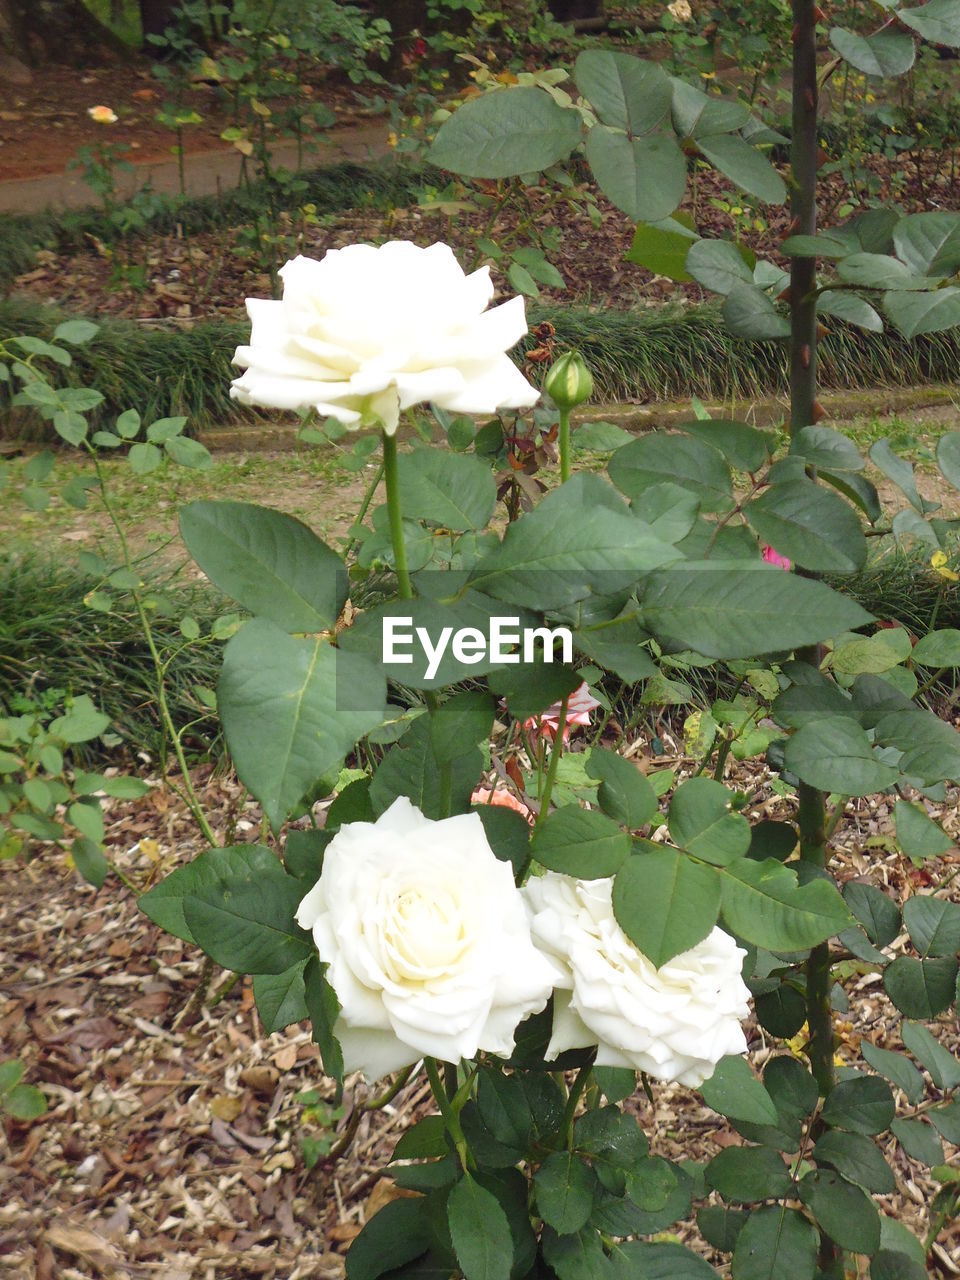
[
  {"xmin": 5, "ymin": 295, "xmax": 960, "ymax": 435},
  {"xmin": 0, "ymin": 555, "xmax": 226, "ymax": 763}
]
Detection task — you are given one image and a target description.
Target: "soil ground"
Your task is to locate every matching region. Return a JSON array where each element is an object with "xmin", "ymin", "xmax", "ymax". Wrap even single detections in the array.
[{"xmin": 2, "ymin": 724, "xmax": 959, "ymax": 1279}]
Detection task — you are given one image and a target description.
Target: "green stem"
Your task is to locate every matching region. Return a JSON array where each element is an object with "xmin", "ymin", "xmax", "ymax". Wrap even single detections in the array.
[
  {"xmin": 562, "ymin": 1062, "xmax": 594, "ymax": 1149},
  {"xmin": 534, "ymin": 697, "xmax": 569, "ymax": 830},
  {"xmin": 342, "ymin": 459, "xmax": 385, "ymax": 563},
  {"xmin": 90, "ymin": 451, "xmax": 217, "ymax": 848},
  {"xmin": 798, "ymin": 781, "xmax": 835, "ymax": 1100},
  {"xmin": 382, "ymin": 431, "xmax": 413, "ymax": 600},
  {"xmin": 558, "ymin": 407, "xmax": 572, "ymax": 483},
  {"xmin": 424, "ymin": 1056, "xmax": 471, "ymax": 1172}
]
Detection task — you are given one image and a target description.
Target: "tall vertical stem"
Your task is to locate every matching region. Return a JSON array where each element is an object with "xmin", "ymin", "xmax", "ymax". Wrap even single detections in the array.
[
  {"xmin": 382, "ymin": 431, "xmax": 413, "ymax": 600},
  {"xmin": 558, "ymin": 407, "xmax": 572, "ymax": 483},
  {"xmin": 790, "ymin": 0, "xmax": 819, "ymax": 436},
  {"xmin": 791, "ymin": 0, "xmax": 835, "ymax": 1107}
]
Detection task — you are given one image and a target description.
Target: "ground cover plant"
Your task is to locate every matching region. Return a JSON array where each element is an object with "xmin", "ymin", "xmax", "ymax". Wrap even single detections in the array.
[{"xmin": 4, "ymin": 2, "xmax": 960, "ymax": 1278}]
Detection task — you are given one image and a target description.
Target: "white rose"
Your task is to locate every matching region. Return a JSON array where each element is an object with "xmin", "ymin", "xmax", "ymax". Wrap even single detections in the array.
[
  {"xmin": 296, "ymin": 797, "xmax": 556, "ymax": 1079},
  {"xmin": 523, "ymin": 872, "xmax": 751, "ymax": 1087},
  {"xmin": 230, "ymin": 241, "xmax": 540, "ymax": 434}
]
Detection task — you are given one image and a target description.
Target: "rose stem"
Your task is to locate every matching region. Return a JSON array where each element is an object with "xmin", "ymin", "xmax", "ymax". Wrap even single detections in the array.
[
  {"xmin": 381, "ymin": 430, "xmax": 413, "ymax": 600},
  {"xmin": 534, "ymin": 696, "xmax": 569, "ymax": 829},
  {"xmin": 558, "ymin": 406, "xmax": 572, "ymax": 483},
  {"xmin": 424, "ymin": 1056, "xmax": 472, "ymax": 1172},
  {"xmin": 562, "ymin": 1059, "xmax": 595, "ymax": 1149}
]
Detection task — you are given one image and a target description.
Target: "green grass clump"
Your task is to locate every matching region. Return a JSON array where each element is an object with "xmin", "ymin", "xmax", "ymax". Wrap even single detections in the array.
[{"xmin": 0, "ymin": 556, "xmax": 226, "ymax": 763}]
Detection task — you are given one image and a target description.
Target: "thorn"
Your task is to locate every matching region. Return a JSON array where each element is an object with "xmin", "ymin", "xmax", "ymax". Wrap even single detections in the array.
[
  {"xmin": 816, "ymin": 322, "xmax": 828, "ymax": 341},
  {"xmin": 788, "ymin": 215, "xmax": 801, "ymax": 234},
  {"xmin": 804, "ymin": 86, "xmax": 816, "ymax": 110},
  {"xmin": 777, "ymin": 286, "xmax": 792, "ymax": 303},
  {"xmin": 791, "ymin": 21, "xmax": 800, "ymax": 42},
  {"xmin": 812, "ymin": 400, "xmax": 827, "ymax": 422},
  {"xmin": 801, "ymin": 343, "xmax": 811, "ymax": 370},
  {"xmin": 813, "ymin": 4, "xmax": 826, "ymax": 21}
]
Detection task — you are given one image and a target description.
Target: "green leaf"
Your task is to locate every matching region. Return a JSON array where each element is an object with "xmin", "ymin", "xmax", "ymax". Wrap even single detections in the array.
[
  {"xmin": 821, "ymin": 1074, "xmax": 895, "ymax": 1135},
  {"xmin": 345, "ymin": 1198, "xmax": 430, "ymax": 1280},
  {"xmin": 470, "ymin": 473, "xmax": 680, "ymax": 610},
  {"xmin": 572, "ymin": 420, "xmax": 635, "ymax": 452},
  {"xmin": 128, "ymin": 442, "xmax": 163, "ymax": 474},
  {"xmin": 477, "ymin": 1069, "xmax": 531, "ymax": 1150},
  {"xmin": 898, "ymin": 0, "xmax": 960, "ymax": 48},
  {"xmin": 303, "ymin": 954, "xmax": 343, "ymax": 1081},
  {"xmin": 219, "ymin": 620, "xmax": 385, "ymax": 831},
  {"xmin": 697, "ymin": 133, "xmax": 785, "ymax": 204},
  {"xmin": 871, "ymin": 1250, "xmax": 929, "ymax": 1280},
  {"xmin": 705, "ymin": 1146, "xmax": 793, "ymax": 1202},
  {"xmin": 585, "ymin": 126, "xmax": 687, "ymax": 223},
  {"xmin": 731, "ymin": 1206, "xmax": 818, "ymax": 1280},
  {"xmin": 817, "ymin": 290, "xmax": 883, "ymax": 332},
  {"xmin": 573, "ymin": 50, "xmax": 672, "ymax": 134},
  {"xmin": 811, "ymin": 1130, "xmax": 896, "ymax": 1194},
  {"xmin": 253, "ymin": 960, "xmax": 309, "ymax": 1033},
  {"xmin": 640, "ymin": 566, "xmax": 873, "ymax": 659},
  {"xmin": 685, "ymin": 239, "xmax": 753, "ymax": 295},
  {"xmin": 447, "ymin": 1174, "xmax": 514, "ymax": 1280},
  {"xmin": 611, "ymin": 1241, "xmax": 717, "ymax": 1280},
  {"xmin": 609, "ymin": 432, "xmax": 733, "ymax": 513},
  {"xmin": 53, "ymin": 410, "xmax": 88, "ymax": 446},
  {"xmin": 884, "ymin": 286, "xmax": 960, "ymax": 338},
  {"xmin": 0, "ymin": 1060, "xmax": 24, "ymax": 1092},
  {"xmin": 116, "ymin": 408, "xmax": 141, "ymax": 438},
  {"xmin": 625, "ymin": 219, "xmax": 696, "ymax": 282},
  {"xmin": 180, "ymin": 500, "xmax": 347, "ymax": 633},
  {"xmin": 178, "ymin": 850, "xmax": 311, "ymax": 976},
  {"xmin": 697, "ymin": 1206, "xmax": 749, "ymax": 1252},
  {"xmin": 928, "ymin": 1101, "xmax": 960, "ymax": 1145},
  {"xmin": 903, "ymin": 894, "xmax": 960, "ymax": 956},
  {"xmin": 487, "ymin": 661, "xmax": 581, "ymax": 722},
  {"xmin": 166, "ymin": 435, "xmax": 212, "ymax": 469},
  {"xmin": 531, "ymin": 805, "xmax": 631, "ymax": 877},
  {"xmin": 586, "ymin": 747, "xmax": 658, "ymax": 828},
  {"xmin": 890, "ymin": 1117, "xmax": 943, "ymax": 1165},
  {"xmin": 472, "ymin": 804, "xmax": 530, "ymax": 876},
  {"xmin": 911, "ymin": 627, "xmax": 960, "ymax": 666},
  {"xmin": 783, "ymin": 716, "xmax": 898, "ymax": 795},
  {"xmin": 894, "ymin": 211, "xmax": 960, "ymax": 275},
  {"xmin": 671, "ymin": 79, "xmax": 750, "ymax": 138},
  {"xmin": 146, "ymin": 415, "xmax": 187, "ymax": 442},
  {"xmin": 613, "ymin": 845, "xmax": 721, "ymax": 966},
  {"xmin": 72, "ymin": 837, "xmax": 110, "ymax": 888},
  {"xmin": 798, "ymin": 1169, "xmax": 881, "ymax": 1255},
  {"xmin": 677, "ymin": 418, "xmax": 773, "ymax": 473},
  {"xmin": 745, "ymin": 479, "xmax": 867, "ymax": 573},
  {"xmin": 701, "ymin": 1055, "xmax": 779, "ymax": 1126},
  {"xmin": 829, "ymin": 27, "xmax": 915, "ymax": 77},
  {"xmin": 884, "ymin": 954, "xmax": 958, "ymax": 1018},
  {"xmin": 49, "ymin": 696, "xmax": 110, "ymax": 743},
  {"xmin": 860, "ymin": 1043, "xmax": 925, "ymax": 1104},
  {"xmin": 3, "ymin": 1082, "xmax": 48, "ymax": 1120},
  {"xmin": 370, "ymin": 715, "xmax": 481, "ymax": 820},
  {"xmin": 722, "ymin": 282, "xmax": 790, "ymax": 339},
  {"xmin": 429, "ymin": 86, "xmax": 583, "ymax": 178},
  {"xmin": 507, "ymin": 261, "xmax": 539, "ymax": 298},
  {"xmin": 392, "ymin": 1115, "xmax": 449, "ymax": 1161},
  {"xmin": 901, "ymin": 1020, "xmax": 960, "ymax": 1089},
  {"xmin": 534, "ymin": 1151, "xmax": 597, "ymax": 1235},
  {"xmin": 780, "ymin": 233, "xmax": 852, "ymax": 259},
  {"xmin": 720, "ymin": 857, "xmax": 852, "ymax": 950},
  {"xmin": 68, "ymin": 800, "xmax": 104, "ymax": 844},
  {"xmin": 429, "ymin": 691, "xmax": 495, "ymax": 765},
  {"xmin": 936, "ymin": 431, "xmax": 960, "ymax": 489},
  {"xmin": 667, "ymin": 777, "xmax": 751, "ymax": 865},
  {"xmin": 54, "ymin": 319, "xmax": 99, "ymax": 345}
]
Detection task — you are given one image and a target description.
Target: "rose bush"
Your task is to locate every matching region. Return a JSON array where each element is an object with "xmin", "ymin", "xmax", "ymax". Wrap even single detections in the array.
[
  {"xmin": 524, "ymin": 872, "xmax": 751, "ymax": 1086},
  {"xmin": 294, "ymin": 798, "xmax": 556, "ymax": 1078},
  {"xmin": 229, "ymin": 242, "xmax": 540, "ymax": 433}
]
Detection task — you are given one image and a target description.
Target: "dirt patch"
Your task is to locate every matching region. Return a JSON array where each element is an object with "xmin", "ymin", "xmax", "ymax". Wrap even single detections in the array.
[{"xmin": 2, "ymin": 745, "xmax": 958, "ymax": 1277}]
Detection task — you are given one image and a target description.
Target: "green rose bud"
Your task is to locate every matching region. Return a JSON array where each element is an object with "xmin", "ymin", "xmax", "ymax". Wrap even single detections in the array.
[{"xmin": 544, "ymin": 350, "xmax": 593, "ymax": 410}]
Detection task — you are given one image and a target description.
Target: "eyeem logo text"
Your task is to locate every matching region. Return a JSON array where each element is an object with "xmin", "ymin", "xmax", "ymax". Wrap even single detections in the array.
[{"xmin": 383, "ymin": 616, "xmax": 573, "ymax": 680}]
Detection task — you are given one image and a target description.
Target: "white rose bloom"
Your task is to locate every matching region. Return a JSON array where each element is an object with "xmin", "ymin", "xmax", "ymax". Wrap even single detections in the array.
[
  {"xmin": 230, "ymin": 241, "xmax": 540, "ymax": 434},
  {"xmin": 296, "ymin": 797, "xmax": 556, "ymax": 1079},
  {"xmin": 523, "ymin": 872, "xmax": 751, "ymax": 1087}
]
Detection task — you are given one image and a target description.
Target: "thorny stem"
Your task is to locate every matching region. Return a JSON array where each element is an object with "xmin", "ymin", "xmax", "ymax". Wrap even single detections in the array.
[{"xmin": 562, "ymin": 1062, "xmax": 595, "ymax": 1149}]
